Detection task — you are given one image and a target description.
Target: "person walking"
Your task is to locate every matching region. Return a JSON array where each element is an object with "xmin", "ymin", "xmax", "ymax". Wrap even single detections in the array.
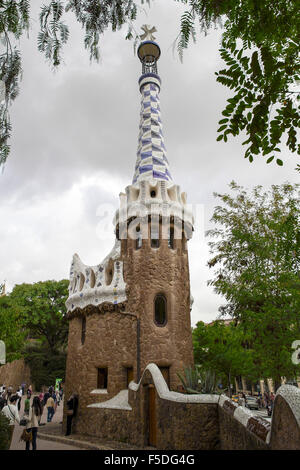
[
  {"xmin": 7, "ymin": 385, "xmax": 13, "ymax": 401},
  {"xmin": 52, "ymin": 390, "xmax": 57, "ymax": 412},
  {"xmin": 16, "ymin": 388, "xmax": 22, "ymax": 412},
  {"xmin": 59, "ymin": 386, "xmax": 63, "ymax": 404},
  {"xmin": 24, "ymin": 396, "xmax": 42, "ymax": 450},
  {"xmin": 1, "ymin": 394, "xmax": 20, "ymax": 448},
  {"xmin": 37, "ymin": 392, "xmax": 44, "ymax": 424},
  {"xmin": 65, "ymin": 393, "xmax": 78, "ymax": 436},
  {"xmin": 24, "ymin": 393, "xmax": 31, "ymax": 416},
  {"xmin": 46, "ymin": 395, "xmax": 55, "ymax": 422}
]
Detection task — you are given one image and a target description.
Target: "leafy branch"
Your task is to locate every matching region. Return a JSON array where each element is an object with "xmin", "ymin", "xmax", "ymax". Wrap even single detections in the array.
[
  {"xmin": 0, "ymin": 0, "xmax": 29, "ymax": 165},
  {"xmin": 176, "ymin": 0, "xmax": 300, "ymax": 168}
]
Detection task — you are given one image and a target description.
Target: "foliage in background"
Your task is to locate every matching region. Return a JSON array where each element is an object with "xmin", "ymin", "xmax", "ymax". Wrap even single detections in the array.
[
  {"xmin": 0, "ymin": 412, "xmax": 10, "ymax": 450},
  {"xmin": 0, "ymin": 295, "xmax": 28, "ymax": 362},
  {"xmin": 0, "ymin": 277, "xmax": 69, "ymax": 388},
  {"xmin": 207, "ymin": 182, "xmax": 300, "ymax": 390},
  {"xmin": 0, "ymin": 0, "xmax": 29, "ymax": 165},
  {"xmin": 177, "ymin": 366, "xmax": 221, "ymax": 394},
  {"xmin": 0, "ymin": 0, "xmax": 298, "ymax": 169},
  {"xmin": 9, "ymin": 279, "xmax": 69, "ymax": 352},
  {"xmin": 23, "ymin": 343, "xmax": 66, "ymax": 391},
  {"xmin": 176, "ymin": 0, "xmax": 299, "ymax": 169},
  {"xmin": 192, "ymin": 320, "xmax": 256, "ymax": 396}
]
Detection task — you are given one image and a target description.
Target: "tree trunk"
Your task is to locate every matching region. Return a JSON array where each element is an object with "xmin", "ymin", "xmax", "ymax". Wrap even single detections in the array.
[
  {"xmin": 228, "ymin": 371, "xmax": 232, "ymax": 398},
  {"xmin": 274, "ymin": 377, "xmax": 282, "ymax": 392}
]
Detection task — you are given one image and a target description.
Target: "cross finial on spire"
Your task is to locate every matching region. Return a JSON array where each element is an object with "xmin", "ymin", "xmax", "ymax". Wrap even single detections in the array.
[{"xmin": 140, "ymin": 24, "xmax": 157, "ymax": 42}]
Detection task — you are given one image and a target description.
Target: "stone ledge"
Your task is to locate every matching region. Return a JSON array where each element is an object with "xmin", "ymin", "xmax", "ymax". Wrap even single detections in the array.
[
  {"xmin": 38, "ymin": 432, "xmax": 106, "ymax": 450},
  {"xmin": 38, "ymin": 431, "xmax": 149, "ymax": 450}
]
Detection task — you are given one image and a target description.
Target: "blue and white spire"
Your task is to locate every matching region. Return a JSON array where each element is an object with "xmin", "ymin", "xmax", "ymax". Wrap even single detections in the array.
[{"xmin": 132, "ymin": 28, "xmax": 172, "ymax": 185}]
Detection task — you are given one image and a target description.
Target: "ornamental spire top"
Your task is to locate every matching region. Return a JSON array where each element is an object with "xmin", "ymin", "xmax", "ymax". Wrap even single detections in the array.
[
  {"xmin": 140, "ymin": 24, "xmax": 157, "ymax": 41},
  {"xmin": 132, "ymin": 28, "xmax": 172, "ymax": 185}
]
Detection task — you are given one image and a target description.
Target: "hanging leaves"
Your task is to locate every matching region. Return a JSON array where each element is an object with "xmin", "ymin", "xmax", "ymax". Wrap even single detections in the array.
[{"xmin": 176, "ymin": 0, "xmax": 300, "ymax": 169}]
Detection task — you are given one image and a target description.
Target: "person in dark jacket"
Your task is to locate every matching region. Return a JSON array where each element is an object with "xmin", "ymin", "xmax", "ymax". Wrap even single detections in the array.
[{"xmin": 65, "ymin": 393, "xmax": 78, "ymax": 436}]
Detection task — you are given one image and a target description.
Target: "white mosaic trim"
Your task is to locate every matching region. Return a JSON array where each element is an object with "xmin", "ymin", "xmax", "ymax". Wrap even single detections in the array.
[
  {"xmin": 129, "ymin": 363, "xmax": 219, "ymax": 404},
  {"xmin": 88, "ymin": 389, "xmax": 132, "ymax": 411},
  {"xmin": 233, "ymin": 405, "xmax": 254, "ymax": 428},
  {"xmin": 66, "ymin": 240, "xmax": 127, "ymax": 312},
  {"xmin": 218, "ymin": 394, "xmax": 228, "ymax": 408}
]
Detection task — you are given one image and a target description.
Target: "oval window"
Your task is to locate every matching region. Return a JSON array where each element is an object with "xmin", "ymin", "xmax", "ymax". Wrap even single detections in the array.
[{"xmin": 154, "ymin": 294, "xmax": 167, "ymax": 326}]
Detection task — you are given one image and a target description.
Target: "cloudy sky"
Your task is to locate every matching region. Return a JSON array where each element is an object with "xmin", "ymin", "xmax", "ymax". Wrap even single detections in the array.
[{"xmin": 1, "ymin": 1, "xmax": 298, "ymax": 325}]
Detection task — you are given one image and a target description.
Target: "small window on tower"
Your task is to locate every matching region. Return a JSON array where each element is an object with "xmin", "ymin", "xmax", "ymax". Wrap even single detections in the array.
[
  {"xmin": 97, "ymin": 368, "xmax": 108, "ymax": 389},
  {"xmin": 154, "ymin": 294, "xmax": 167, "ymax": 326},
  {"xmin": 136, "ymin": 226, "xmax": 142, "ymax": 250},
  {"xmin": 168, "ymin": 226, "xmax": 174, "ymax": 249}
]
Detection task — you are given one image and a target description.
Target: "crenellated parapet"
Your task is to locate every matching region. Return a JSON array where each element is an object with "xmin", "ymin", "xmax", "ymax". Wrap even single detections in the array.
[{"xmin": 115, "ymin": 179, "xmax": 194, "ymax": 240}]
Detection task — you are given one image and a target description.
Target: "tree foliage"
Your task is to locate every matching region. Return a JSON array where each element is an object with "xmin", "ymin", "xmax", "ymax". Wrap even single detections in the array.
[
  {"xmin": 9, "ymin": 279, "xmax": 69, "ymax": 352},
  {"xmin": 0, "ymin": 0, "xmax": 299, "ymax": 168},
  {"xmin": 0, "ymin": 295, "xmax": 28, "ymax": 362},
  {"xmin": 23, "ymin": 343, "xmax": 66, "ymax": 391},
  {"xmin": 207, "ymin": 182, "xmax": 300, "ymax": 388},
  {"xmin": 176, "ymin": 0, "xmax": 300, "ymax": 169},
  {"xmin": 192, "ymin": 320, "xmax": 255, "ymax": 395}
]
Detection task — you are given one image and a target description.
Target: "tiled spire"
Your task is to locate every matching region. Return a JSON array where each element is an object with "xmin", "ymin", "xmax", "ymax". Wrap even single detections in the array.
[{"xmin": 132, "ymin": 37, "xmax": 173, "ymax": 185}]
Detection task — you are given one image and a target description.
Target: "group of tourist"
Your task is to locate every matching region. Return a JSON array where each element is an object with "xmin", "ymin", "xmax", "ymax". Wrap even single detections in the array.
[{"xmin": 0, "ymin": 382, "xmax": 80, "ymax": 450}]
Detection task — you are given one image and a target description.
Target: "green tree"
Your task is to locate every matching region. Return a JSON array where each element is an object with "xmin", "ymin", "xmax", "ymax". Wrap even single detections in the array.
[
  {"xmin": 207, "ymin": 182, "xmax": 300, "ymax": 390},
  {"xmin": 23, "ymin": 342, "xmax": 66, "ymax": 391},
  {"xmin": 0, "ymin": 295, "xmax": 27, "ymax": 362},
  {"xmin": 0, "ymin": 1, "xmax": 298, "ymax": 168},
  {"xmin": 9, "ymin": 279, "xmax": 69, "ymax": 352},
  {"xmin": 192, "ymin": 320, "xmax": 255, "ymax": 397}
]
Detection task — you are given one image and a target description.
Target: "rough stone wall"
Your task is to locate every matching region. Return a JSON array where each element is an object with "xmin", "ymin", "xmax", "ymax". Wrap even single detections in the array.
[
  {"xmin": 269, "ymin": 385, "xmax": 300, "ymax": 450},
  {"xmin": 64, "ymin": 364, "xmax": 300, "ymax": 450},
  {"xmin": 63, "ymin": 311, "xmax": 137, "ymax": 432},
  {"xmin": 0, "ymin": 359, "xmax": 32, "ymax": 392},
  {"xmin": 122, "ymin": 231, "xmax": 194, "ymax": 390},
  {"xmin": 73, "ymin": 365, "xmax": 219, "ymax": 450}
]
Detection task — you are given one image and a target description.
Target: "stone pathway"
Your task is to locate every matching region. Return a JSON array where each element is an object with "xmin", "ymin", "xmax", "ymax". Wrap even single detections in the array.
[
  {"xmin": 10, "ymin": 394, "xmax": 150, "ymax": 451},
  {"xmin": 10, "ymin": 395, "xmax": 82, "ymax": 451}
]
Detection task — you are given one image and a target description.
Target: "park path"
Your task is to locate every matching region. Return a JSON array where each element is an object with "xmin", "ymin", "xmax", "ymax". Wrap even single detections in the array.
[{"xmin": 10, "ymin": 395, "xmax": 82, "ymax": 450}]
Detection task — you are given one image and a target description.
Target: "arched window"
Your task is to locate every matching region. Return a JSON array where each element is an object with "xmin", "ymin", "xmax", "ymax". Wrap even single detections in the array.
[
  {"xmin": 81, "ymin": 317, "xmax": 86, "ymax": 345},
  {"xmin": 154, "ymin": 294, "xmax": 167, "ymax": 326}
]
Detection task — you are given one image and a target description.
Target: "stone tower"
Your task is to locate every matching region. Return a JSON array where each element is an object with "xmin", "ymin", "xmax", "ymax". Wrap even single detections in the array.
[{"xmin": 64, "ymin": 30, "xmax": 194, "ymax": 416}]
